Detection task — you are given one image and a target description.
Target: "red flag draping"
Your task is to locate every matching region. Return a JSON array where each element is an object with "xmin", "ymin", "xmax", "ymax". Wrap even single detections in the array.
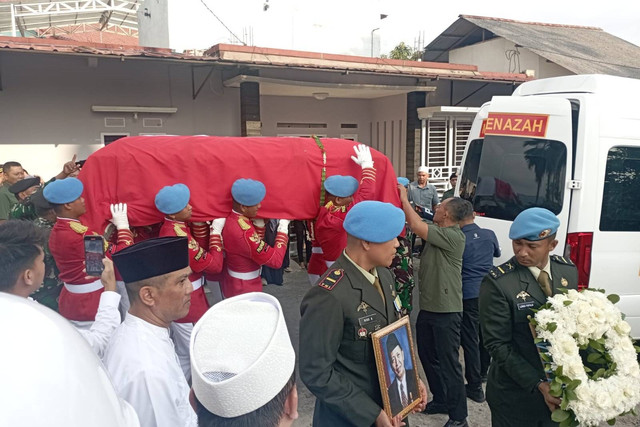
[{"xmin": 79, "ymin": 136, "xmax": 401, "ymax": 232}]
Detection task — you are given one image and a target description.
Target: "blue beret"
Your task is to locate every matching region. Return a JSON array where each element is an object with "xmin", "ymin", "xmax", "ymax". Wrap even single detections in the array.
[
  {"xmin": 397, "ymin": 177, "xmax": 410, "ymax": 187},
  {"xmin": 231, "ymin": 179, "xmax": 266, "ymax": 206},
  {"xmin": 509, "ymin": 207, "xmax": 560, "ymax": 241},
  {"xmin": 343, "ymin": 201, "xmax": 405, "ymax": 243},
  {"xmin": 324, "ymin": 175, "xmax": 358, "ymax": 198},
  {"xmin": 155, "ymin": 183, "xmax": 190, "ymax": 215},
  {"xmin": 43, "ymin": 178, "xmax": 83, "ymax": 204}
]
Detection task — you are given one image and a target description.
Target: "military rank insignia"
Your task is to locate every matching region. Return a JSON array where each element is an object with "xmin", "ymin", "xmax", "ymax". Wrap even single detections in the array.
[
  {"xmin": 318, "ymin": 269, "xmax": 344, "ymax": 291},
  {"xmin": 69, "ymin": 221, "xmax": 88, "ymax": 234}
]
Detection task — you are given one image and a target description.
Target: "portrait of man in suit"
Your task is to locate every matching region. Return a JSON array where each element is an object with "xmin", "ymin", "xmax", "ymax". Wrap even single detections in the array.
[{"xmin": 385, "ymin": 329, "xmax": 419, "ymax": 416}]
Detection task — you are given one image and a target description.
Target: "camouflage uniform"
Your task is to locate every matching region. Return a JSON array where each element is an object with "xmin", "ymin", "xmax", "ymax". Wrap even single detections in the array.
[
  {"xmin": 390, "ymin": 233, "xmax": 415, "ymax": 315},
  {"xmin": 30, "ymin": 217, "xmax": 63, "ymax": 311},
  {"xmin": 9, "ymin": 198, "xmax": 38, "ymax": 221}
]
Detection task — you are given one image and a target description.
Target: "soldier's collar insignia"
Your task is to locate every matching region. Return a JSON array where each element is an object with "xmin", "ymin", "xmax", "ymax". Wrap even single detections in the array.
[
  {"xmin": 561, "ymin": 277, "xmax": 568, "ymax": 287},
  {"xmin": 357, "ymin": 301, "xmax": 369, "ymax": 314},
  {"xmin": 516, "ymin": 290, "xmax": 530, "ymax": 301}
]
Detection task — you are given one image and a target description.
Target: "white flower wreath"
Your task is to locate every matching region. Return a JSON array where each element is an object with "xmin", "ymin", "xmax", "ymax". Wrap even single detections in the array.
[{"xmin": 531, "ymin": 289, "xmax": 640, "ymax": 427}]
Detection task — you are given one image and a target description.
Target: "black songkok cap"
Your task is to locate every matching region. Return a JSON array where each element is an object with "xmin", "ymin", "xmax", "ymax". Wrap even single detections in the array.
[
  {"xmin": 386, "ymin": 332, "xmax": 401, "ymax": 356},
  {"xmin": 9, "ymin": 177, "xmax": 40, "ymax": 195},
  {"xmin": 113, "ymin": 236, "xmax": 189, "ymax": 283}
]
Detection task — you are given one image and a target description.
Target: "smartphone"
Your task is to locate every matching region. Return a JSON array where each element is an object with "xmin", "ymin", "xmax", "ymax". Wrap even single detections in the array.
[{"xmin": 84, "ymin": 235, "xmax": 105, "ymax": 277}]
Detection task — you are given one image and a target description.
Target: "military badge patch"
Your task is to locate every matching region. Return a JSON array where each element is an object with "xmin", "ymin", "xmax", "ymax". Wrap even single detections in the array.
[
  {"xmin": 69, "ymin": 221, "xmax": 88, "ymax": 235},
  {"xmin": 318, "ymin": 269, "xmax": 344, "ymax": 291},
  {"xmin": 539, "ymin": 228, "xmax": 551, "ymax": 239}
]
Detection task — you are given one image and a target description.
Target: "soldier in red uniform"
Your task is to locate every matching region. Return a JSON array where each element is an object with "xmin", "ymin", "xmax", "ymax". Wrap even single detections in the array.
[
  {"xmin": 44, "ymin": 177, "xmax": 133, "ymax": 327},
  {"xmin": 305, "ymin": 219, "xmax": 327, "ymax": 284},
  {"xmin": 314, "ymin": 144, "xmax": 377, "ymax": 272},
  {"xmin": 155, "ymin": 183, "xmax": 225, "ymax": 380},
  {"xmin": 222, "ymin": 178, "xmax": 289, "ymax": 298}
]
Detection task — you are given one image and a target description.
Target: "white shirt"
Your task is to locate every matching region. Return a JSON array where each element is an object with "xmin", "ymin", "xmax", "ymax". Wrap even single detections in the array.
[
  {"xmin": 103, "ymin": 314, "xmax": 197, "ymax": 427},
  {"xmin": 29, "ymin": 291, "xmax": 121, "ymax": 359},
  {"xmin": 396, "ymin": 374, "xmax": 408, "ymax": 402},
  {"xmin": 528, "ymin": 256, "xmax": 552, "ymax": 281},
  {"xmin": 77, "ymin": 291, "xmax": 122, "ymax": 358}
]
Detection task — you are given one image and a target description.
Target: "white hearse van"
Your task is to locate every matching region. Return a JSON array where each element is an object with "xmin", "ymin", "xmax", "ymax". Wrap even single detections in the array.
[{"xmin": 457, "ymin": 74, "xmax": 640, "ymax": 339}]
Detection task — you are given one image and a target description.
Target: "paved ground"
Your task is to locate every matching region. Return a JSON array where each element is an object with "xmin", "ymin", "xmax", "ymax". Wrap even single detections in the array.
[{"xmin": 258, "ymin": 259, "xmax": 640, "ymax": 427}]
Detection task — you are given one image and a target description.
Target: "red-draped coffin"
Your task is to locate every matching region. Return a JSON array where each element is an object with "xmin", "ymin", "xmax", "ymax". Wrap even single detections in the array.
[{"xmin": 79, "ymin": 136, "xmax": 400, "ymax": 231}]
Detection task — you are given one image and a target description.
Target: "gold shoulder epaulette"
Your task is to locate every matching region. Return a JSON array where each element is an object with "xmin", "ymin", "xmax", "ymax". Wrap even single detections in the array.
[
  {"xmin": 238, "ymin": 216, "xmax": 252, "ymax": 231},
  {"xmin": 551, "ymin": 255, "xmax": 575, "ymax": 266},
  {"xmin": 488, "ymin": 260, "xmax": 516, "ymax": 279},
  {"xmin": 173, "ymin": 222, "xmax": 188, "ymax": 237},
  {"xmin": 69, "ymin": 221, "xmax": 88, "ymax": 235},
  {"xmin": 318, "ymin": 269, "xmax": 344, "ymax": 291}
]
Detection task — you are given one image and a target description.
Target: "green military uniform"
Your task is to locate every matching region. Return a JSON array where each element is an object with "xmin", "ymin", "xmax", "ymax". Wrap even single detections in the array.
[
  {"xmin": 30, "ymin": 217, "xmax": 63, "ymax": 311},
  {"xmin": 0, "ymin": 183, "xmax": 18, "ymax": 221},
  {"xmin": 10, "ymin": 198, "xmax": 38, "ymax": 221},
  {"xmin": 479, "ymin": 255, "xmax": 578, "ymax": 427},
  {"xmin": 300, "ymin": 252, "xmax": 400, "ymax": 427},
  {"xmin": 442, "ymin": 188, "xmax": 454, "ymax": 200}
]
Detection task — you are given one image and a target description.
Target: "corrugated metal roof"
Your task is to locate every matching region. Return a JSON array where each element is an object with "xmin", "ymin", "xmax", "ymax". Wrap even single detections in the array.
[
  {"xmin": 424, "ymin": 15, "xmax": 640, "ymax": 79},
  {"xmin": 0, "ymin": 36, "xmax": 530, "ymax": 83}
]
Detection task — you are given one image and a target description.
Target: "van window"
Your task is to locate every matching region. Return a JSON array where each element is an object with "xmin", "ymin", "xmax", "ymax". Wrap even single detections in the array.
[
  {"xmin": 600, "ymin": 146, "xmax": 640, "ymax": 231},
  {"xmin": 459, "ymin": 136, "xmax": 567, "ymax": 221}
]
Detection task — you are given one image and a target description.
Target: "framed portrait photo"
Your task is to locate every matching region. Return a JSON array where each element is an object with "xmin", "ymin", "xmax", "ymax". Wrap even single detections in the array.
[{"xmin": 371, "ymin": 316, "xmax": 422, "ymax": 419}]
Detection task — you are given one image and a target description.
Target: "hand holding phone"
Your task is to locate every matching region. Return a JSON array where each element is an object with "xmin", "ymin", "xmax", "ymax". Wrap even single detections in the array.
[{"xmin": 84, "ymin": 235, "xmax": 105, "ymax": 277}]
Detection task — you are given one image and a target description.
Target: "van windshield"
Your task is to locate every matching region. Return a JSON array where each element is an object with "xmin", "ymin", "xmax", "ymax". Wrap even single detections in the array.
[{"xmin": 459, "ymin": 136, "xmax": 567, "ymax": 221}]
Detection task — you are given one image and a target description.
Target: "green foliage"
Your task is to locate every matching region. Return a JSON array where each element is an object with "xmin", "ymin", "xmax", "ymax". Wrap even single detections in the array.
[
  {"xmin": 607, "ymin": 294, "xmax": 621, "ymax": 304},
  {"xmin": 385, "ymin": 42, "xmax": 422, "ymax": 60},
  {"xmin": 552, "ymin": 409, "xmax": 570, "ymax": 422}
]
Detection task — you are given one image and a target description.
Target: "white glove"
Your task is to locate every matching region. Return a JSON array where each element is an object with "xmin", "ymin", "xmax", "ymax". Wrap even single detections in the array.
[
  {"xmin": 277, "ymin": 219, "xmax": 290, "ymax": 234},
  {"xmin": 210, "ymin": 218, "xmax": 226, "ymax": 235},
  {"xmin": 350, "ymin": 144, "xmax": 374, "ymax": 169},
  {"xmin": 109, "ymin": 203, "xmax": 129, "ymax": 230},
  {"xmin": 252, "ymin": 218, "xmax": 265, "ymax": 229}
]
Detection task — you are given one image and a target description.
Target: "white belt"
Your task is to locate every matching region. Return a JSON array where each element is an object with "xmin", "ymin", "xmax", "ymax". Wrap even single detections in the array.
[
  {"xmin": 64, "ymin": 279, "xmax": 104, "ymax": 294},
  {"xmin": 325, "ymin": 260, "xmax": 335, "ymax": 268},
  {"xmin": 312, "ymin": 247, "xmax": 324, "ymax": 254},
  {"xmin": 227, "ymin": 268, "xmax": 261, "ymax": 280},
  {"xmin": 192, "ymin": 278, "xmax": 203, "ymax": 291}
]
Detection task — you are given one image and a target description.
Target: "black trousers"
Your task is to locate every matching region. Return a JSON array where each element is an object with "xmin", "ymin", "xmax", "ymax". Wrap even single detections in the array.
[
  {"xmin": 489, "ymin": 407, "xmax": 558, "ymax": 427},
  {"xmin": 461, "ymin": 298, "xmax": 482, "ymax": 388},
  {"xmin": 416, "ymin": 310, "xmax": 467, "ymax": 421},
  {"xmin": 479, "ymin": 324, "xmax": 491, "ymax": 377}
]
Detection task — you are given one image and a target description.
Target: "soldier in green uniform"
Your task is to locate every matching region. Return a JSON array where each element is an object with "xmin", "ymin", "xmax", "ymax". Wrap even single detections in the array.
[
  {"xmin": 9, "ymin": 176, "xmax": 41, "ymax": 221},
  {"xmin": 299, "ymin": 201, "xmax": 427, "ymax": 427},
  {"xmin": 29, "ymin": 189, "xmax": 64, "ymax": 311},
  {"xmin": 479, "ymin": 207, "xmax": 578, "ymax": 427}
]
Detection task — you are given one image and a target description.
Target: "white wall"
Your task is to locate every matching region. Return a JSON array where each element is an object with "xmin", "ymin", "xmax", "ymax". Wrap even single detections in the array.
[
  {"xmin": 370, "ymin": 94, "xmax": 407, "ymax": 176},
  {"xmin": 137, "ymin": 0, "xmax": 170, "ymax": 48},
  {"xmin": 450, "ymin": 37, "xmax": 571, "ymax": 79},
  {"xmin": 0, "ymin": 51, "xmax": 240, "ymax": 178}
]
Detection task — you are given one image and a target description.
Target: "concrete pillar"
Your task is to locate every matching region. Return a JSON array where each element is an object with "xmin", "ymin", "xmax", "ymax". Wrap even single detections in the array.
[{"xmin": 405, "ymin": 92, "xmax": 426, "ymax": 179}]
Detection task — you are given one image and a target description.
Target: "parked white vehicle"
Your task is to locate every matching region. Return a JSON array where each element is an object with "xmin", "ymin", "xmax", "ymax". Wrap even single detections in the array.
[{"xmin": 457, "ymin": 74, "xmax": 640, "ymax": 339}]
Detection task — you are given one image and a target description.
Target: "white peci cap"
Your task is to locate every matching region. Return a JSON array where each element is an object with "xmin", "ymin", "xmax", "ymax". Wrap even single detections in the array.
[
  {"xmin": 417, "ymin": 165, "xmax": 429, "ymax": 173},
  {"xmin": 190, "ymin": 292, "xmax": 295, "ymax": 418}
]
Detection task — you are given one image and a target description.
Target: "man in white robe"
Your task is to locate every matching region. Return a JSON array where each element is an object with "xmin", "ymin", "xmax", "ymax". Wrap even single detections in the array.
[{"xmin": 106, "ymin": 236, "xmax": 197, "ymax": 427}]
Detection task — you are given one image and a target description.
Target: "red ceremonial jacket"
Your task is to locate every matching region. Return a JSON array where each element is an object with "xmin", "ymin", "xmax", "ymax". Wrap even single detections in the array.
[
  {"xmin": 49, "ymin": 217, "xmax": 133, "ymax": 321},
  {"xmin": 158, "ymin": 219, "xmax": 223, "ymax": 323},
  {"xmin": 221, "ymin": 211, "xmax": 288, "ymax": 297},
  {"xmin": 315, "ymin": 167, "xmax": 376, "ymax": 262}
]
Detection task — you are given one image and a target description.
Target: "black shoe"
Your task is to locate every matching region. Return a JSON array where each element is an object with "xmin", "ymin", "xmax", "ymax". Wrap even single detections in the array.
[
  {"xmin": 465, "ymin": 384, "xmax": 485, "ymax": 403},
  {"xmin": 423, "ymin": 401, "xmax": 448, "ymax": 415},
  {"xmin": 443, "ymin": 419, "xmax": 468, "ymax": 427}
]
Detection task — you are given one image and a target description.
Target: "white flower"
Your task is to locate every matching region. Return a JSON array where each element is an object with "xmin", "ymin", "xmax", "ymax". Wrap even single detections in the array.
[{"xmin": 532, "ymin": 288, "xmax": 640, "ymax": 426}]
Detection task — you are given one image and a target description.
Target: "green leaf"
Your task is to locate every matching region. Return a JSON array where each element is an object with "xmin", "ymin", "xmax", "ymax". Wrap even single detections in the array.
[
  {"xmin": 548, "ymin": 322, "xmax": 558, "ymax": 332},
  {"xmin": 556, "ymin": 366, "xmax": 563, "ymax": 377},
  {"xmin": 559, "ymin": 417, "xmax": 572, "ymax": 427},
  {"xmin": 633, "ymin": 345, "xmax": 640, "ymax": 354},
  {"xmin": 563, "ymin": 300, "xmax": 573, "ymax": 306},
  {"xmin": 541, "ymin": 353, "xmax": 551, "ymax": 362},
  {"xmin": 552, "ymin": 409, "xmax": 571, "ymax": 422},
  {"xmin": 587, "ymin": 353, "xmax": 604, "ymax": 364},
  {"xmin": 607, "ymin": 294, "xmax": 620, "ymax": 304},
  {"xmin": 565, "ymin": 389, "xmax": 578, "ymax": 401},
  {"xmin": 607, "ymin": 418, "xmax": 616, "ymax": 425},
  {"xmin": 560, "ymin": 394, "xmax": 569, "ymax": 410},
  {"xmin": 550, "ymin": 381, "xmax": 563, "ymax": 397},
  {"xmin": 591, "ymin": 368, "xmax": 606, "ymax": 380},
  {"xmin": 534, "ymin": 338, "xmax": 543, "ymax": 344},
  {"xmin": 567, "ymin": 379, "xmax": 581, "ymax": 390}
]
